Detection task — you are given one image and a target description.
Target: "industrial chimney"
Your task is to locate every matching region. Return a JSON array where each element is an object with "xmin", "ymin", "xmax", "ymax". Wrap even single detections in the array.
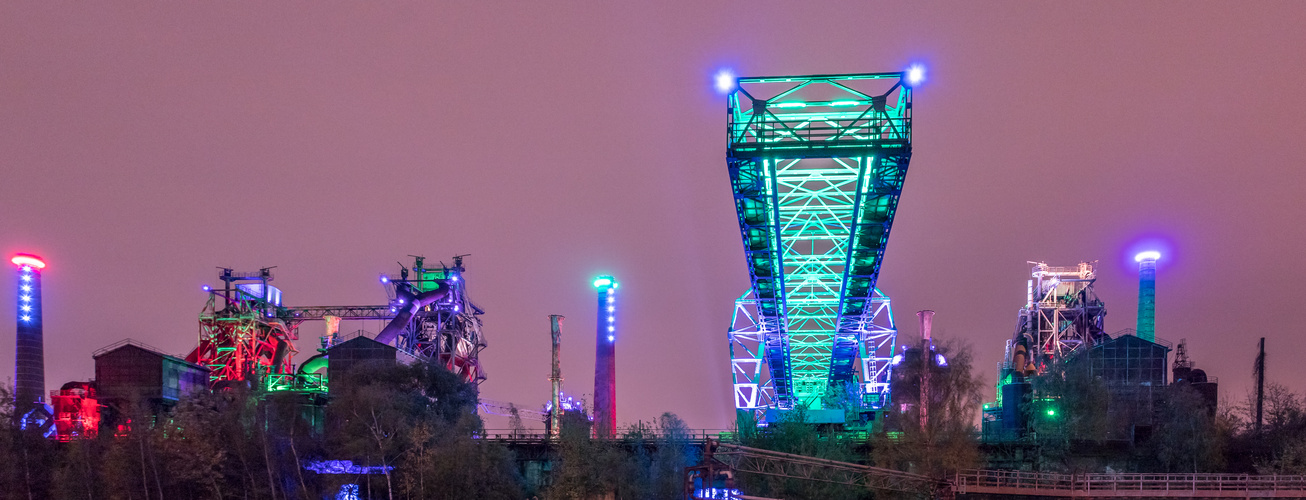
[
  {"xmin": 592, "ymin": 276, "xmax": 618, "ymax": 438},
  {"xmin": 1134, "ymin": 251, "xmax": 1160, "ymax": 342},
  {"xmin": 549, "ymin": 314, "xmax": 564, "ymax": 438},
  {"xmin": 11, "ymin": 254, "xmax": 47, "ymax": 416},
  {"xmin": 918, "ymin": 310, "xmax": 935, "ymax": 432}
]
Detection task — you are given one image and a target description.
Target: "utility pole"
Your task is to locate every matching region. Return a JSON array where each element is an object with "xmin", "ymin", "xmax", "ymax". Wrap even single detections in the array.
[{"xmin": 1255, "ymin": 337, "xmax": 1265, "ymax": 433}]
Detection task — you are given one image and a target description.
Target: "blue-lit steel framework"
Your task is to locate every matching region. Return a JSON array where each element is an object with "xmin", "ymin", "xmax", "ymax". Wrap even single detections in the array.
[
  {"xmin": 724, "ymin": 72, "xmax": 913, "ymax": 422},
  {"xmin": 378, "ymin": 255, "xmax": 486, "ymax": 385}
]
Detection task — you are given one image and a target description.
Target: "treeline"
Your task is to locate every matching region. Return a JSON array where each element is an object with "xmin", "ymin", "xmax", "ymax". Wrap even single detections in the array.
[
  {"xmin": 0, "ymin": 359, "xmax": 700, "ymax": 500},
  {"xmin": 1017, "ymin": 371, "xmax": 1306, "ymax": 474}
]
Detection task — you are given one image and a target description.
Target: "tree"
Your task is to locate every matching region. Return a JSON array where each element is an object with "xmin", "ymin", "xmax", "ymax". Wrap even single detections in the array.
[
  {"xmin": 873, "ymin": 337, "xmax": 983, "ymax": 478},
  {"xmin": 1150, "ymin": 385, "xmax": 1226, "ymax": 472}
]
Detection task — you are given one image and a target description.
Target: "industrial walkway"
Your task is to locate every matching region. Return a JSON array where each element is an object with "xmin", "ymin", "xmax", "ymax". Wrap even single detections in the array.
[{"xmin": 955, "ymin": 469, "xmax": 1306, "ymax": 498}]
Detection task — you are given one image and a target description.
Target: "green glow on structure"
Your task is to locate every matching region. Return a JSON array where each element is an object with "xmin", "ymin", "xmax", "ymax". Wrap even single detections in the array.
[
  {"xmin": 593, "ymin": 277, "xmax": 612, "ymax": 288},
  {"xmin": 727, "ymin": 72, "xmax": 913, "ymax": 411}
]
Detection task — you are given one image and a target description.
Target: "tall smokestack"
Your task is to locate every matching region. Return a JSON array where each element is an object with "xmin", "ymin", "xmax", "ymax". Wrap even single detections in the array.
[
  {"xmin": 1255, "ymin": 337, "xmax": 1265, "ymax": 433},
  {"xmin": 549, "ymin": 314, "xmax": 564, "ymax": 438},
  {"xmin": 11, "ymin": 254, "xmax": 47, "ymax": 416},
  {"xmin": 1134, "ymin": 251, "xmax": 1160, "ymax": 342},
  {"xmin": 918, "ymin": 310, "xmax": 935, "ymax": 432},
  {"xmin": 592, "ymin": 276, "xmax": 618, "ymax": 438}
]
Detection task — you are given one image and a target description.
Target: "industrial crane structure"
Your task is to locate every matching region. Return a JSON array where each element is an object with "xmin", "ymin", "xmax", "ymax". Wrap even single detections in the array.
[{"xmin": 723, "ymin": 70, "xmax": 916, "ymax": 425}]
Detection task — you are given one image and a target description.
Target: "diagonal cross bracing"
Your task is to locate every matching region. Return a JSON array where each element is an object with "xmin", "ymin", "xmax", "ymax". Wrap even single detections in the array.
[{"xmin": 727, "ymin": 72, "xmax": 912, "ymax": 413}]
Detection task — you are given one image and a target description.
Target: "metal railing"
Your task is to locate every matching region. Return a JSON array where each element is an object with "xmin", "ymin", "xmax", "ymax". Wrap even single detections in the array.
[
  {"xmin": 479, "ymin": 429, "xmax": 732, "ymax": 442},
  {"xmin": 956, "ymin": 469, "xmax": 1306, "ymax": 496}
]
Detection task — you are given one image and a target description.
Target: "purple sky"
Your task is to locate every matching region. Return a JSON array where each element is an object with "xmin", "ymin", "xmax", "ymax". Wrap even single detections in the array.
[{"xmin": 3, "ymin": 2, "xmax": 1305, "ymax": 430}]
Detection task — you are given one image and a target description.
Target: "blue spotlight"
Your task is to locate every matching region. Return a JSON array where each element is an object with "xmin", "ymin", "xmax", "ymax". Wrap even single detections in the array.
[
  {"xmin": 715, "ymin": 69, "xmax": 736, "ymax": 94},
  {"xmin": 906, "ymin": 64, "xmax": 926, "ymax": 86}
]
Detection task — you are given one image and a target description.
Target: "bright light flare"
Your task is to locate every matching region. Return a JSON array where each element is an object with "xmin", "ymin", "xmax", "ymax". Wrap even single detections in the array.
[
  {"xmin": 906, "ymin": 64, "xmax": 926, "ymax": 86},
  {"xmin": 714, "ymin": 69, "xmax": 736, "ymax": 94},
  {"xmin": 1134, "ymin": 251, "xmax": 1161, "ymax": 262},
  {"xmin": 593, "ymin": 277, "xmax": 612, "ymax": 288},
  {"xmin": 10, "ymin": 255, "xmax": 45, "ymax": 269}
]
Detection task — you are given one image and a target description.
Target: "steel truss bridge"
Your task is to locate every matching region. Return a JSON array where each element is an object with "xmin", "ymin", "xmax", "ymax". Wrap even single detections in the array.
[{"xmin": 725, "ymin": 71, "xmax": 913, "ymax": 418}]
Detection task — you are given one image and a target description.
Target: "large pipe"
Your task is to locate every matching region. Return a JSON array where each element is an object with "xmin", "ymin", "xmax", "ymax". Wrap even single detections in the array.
[
  {"xmin": 374, "ymin": 281, "xmax": 450, "ymax": 346},
  {"xmin": 298, "ymin": 353, "xmax": 328, "ymax": 375},
  {"xmin": 549, "ymin": 315, "xmax": 564, "ymax": 438}
]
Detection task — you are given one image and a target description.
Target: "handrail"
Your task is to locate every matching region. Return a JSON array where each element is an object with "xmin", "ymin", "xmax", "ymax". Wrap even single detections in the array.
[{"xmin": 955, "ymin": 469, "xmax": 1306, "ymax": 494}]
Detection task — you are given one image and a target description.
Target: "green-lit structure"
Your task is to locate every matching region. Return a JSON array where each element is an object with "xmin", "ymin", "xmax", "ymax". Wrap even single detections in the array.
[{"xmin": 724, "ymin": 71, "xmax": 915, "ymax": 426}]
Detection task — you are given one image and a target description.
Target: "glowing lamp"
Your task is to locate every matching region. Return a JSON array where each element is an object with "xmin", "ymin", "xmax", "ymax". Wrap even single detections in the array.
[
  {"xmin": 714, "ymin": 69, "xmax": 736, "ymax": 94},
  {"xmin": 10, "ymin": 255, "xmax": 45, "ymax": 269},
  {"xmin": 380, "ymin": 276, "xmax": 389, "ymax": 284},
  {"xmin": 201, "ymin": 285, "xmax": 211, "ymax": 292},
  {"xmin": 1134, "ymin": 251, "xmax": 1161, "ymax": 262},
  {"xmin": 592, "ymin": 277, "xmax": 612, "ymax": 288},
  {"xmin": 906, "ymin": 64, "xmax": 926, "ymax": 86}
]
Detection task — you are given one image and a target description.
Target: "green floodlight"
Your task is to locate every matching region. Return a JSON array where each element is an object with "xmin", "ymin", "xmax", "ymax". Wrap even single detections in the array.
[
  {"xmin": 593, "ymin": 276, "xmax": 614, "ymax": 288},
  {"xmin": 1046, "ymin": 409, "xmax": 1056, "ymax": 416}
]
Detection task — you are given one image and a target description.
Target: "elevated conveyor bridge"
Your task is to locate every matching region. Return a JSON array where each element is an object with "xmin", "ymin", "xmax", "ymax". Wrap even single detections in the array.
[{"xmin": 725, "ymin": 71, "xmax": 913, "ymax": 420}]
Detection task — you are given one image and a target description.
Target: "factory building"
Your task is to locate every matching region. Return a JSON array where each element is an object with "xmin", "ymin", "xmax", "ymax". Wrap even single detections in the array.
[{"xmin": 982, "ymin": 254, "xmax": 1218, "ymax": 450}]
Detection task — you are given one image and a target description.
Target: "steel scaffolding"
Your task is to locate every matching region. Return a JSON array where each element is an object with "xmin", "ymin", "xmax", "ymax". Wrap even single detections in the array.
[{"xmin": 724, "ymin": 71, "xmax": 913, "ymax": 420}]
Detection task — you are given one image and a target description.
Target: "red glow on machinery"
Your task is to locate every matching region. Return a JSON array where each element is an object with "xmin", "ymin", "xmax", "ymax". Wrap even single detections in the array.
[{"xmin": 51, "ymin": 383, "xmax": 100, "ymax": 442}]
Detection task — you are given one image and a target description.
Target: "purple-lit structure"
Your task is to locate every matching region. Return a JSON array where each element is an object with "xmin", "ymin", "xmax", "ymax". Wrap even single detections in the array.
[
  {"xmin": 592, "ymin": 276, "xmax": 617, "ymax": 438},
  {"xmin": 12, "ymin": 254, "xmax": 47, "ymax": 417}
]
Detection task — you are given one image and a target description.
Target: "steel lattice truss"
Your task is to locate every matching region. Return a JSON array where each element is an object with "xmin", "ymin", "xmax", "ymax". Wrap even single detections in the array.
[
  {"xmin": 730, "ymin": 289, "xmax": 897, "ymax": 416},
  {"xmin": 714, "ymin": 443, "xmax": 938, "ymax": 496},
  {"xmin": 1014, "ymin": 262, "xmax": 1108, "ymax": 369},
  {"xmin": 725, "ymin": 72, "xmax": 912, "ymax": 412},
  {"xmin": 284, "ymin": 305, "xmax": 393, "ymax": 322}
]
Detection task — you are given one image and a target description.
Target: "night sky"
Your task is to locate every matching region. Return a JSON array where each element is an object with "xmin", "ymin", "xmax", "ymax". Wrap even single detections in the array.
[{"xmin": 3, "ymin": 2, "xmax": 1305, "ymax": 430}]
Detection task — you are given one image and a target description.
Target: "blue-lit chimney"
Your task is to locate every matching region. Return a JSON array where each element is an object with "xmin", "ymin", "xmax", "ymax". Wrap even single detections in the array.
[
  {"xmin": 1135, "ymin": 251, "xmax": 1160, "ymax": 342},
  {"xmin": 11, "ymin": 254, "xmax": 47, "ymax": 413}
]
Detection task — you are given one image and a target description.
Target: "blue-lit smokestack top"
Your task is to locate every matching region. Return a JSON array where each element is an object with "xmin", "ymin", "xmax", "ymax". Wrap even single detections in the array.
[
  {"xmin": 1135, "ymin": 251, "xmax": 1160, "ymax": 342},
  {"xmin": 11, "ymin": 254, "xmax": 47, "ymax": 409},
  {"xmin": 593, "ymin": 276, "xmax": 618, "ymax": 342}
]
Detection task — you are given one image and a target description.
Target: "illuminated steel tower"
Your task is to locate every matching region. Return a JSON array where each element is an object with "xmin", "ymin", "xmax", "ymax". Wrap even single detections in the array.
[
  {"xmin": 723, "ymin": 69, "xmax": 917, "ymax": 424},
  {"xmin": 1135, "ymin": 251, "xmax": 1160, "ymax": 342},
  {"xmin": 593, "ymin": 276, "xmax": 617, "ymax": 437},
  {"xmin": 11, "ymin": 254, "xmax": 47, "ymax": 412}
]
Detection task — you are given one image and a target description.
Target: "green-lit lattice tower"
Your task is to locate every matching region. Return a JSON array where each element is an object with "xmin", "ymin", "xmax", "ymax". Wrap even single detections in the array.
[{"xmin": 725, "ymin": 71, "xmax": 914, "ymax": 426}]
